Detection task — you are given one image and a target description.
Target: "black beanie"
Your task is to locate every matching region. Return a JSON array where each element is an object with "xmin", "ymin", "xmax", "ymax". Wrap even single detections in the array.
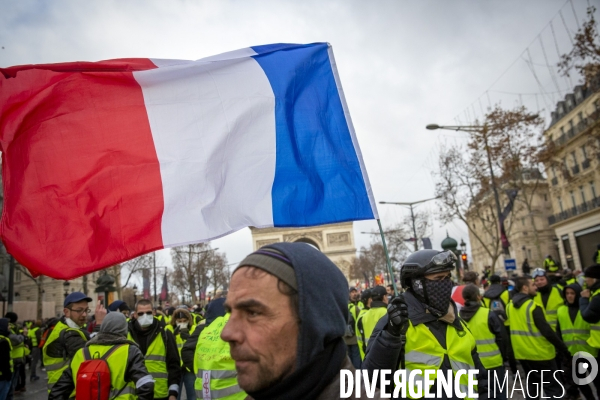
[{"xmin": 584, "ymin": 265, "xmax": 600, "ymax": 279}]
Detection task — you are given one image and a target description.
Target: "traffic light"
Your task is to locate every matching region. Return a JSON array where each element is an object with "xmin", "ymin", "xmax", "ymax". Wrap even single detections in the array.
[{"xmin": 461, "ymin": 253, "xmax": 467, "ymax": 268}]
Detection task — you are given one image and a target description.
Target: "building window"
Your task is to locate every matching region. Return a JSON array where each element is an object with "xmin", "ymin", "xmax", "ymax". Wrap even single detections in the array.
[
  {"xmin": 521, "ymin": 218, "xmax": 525, "ymax": 226},
  {"xmin": 569, "ymin": 119, "xmax": 574, "ymax": 130},
  {"xmin": 528, "ymin": 249, "xmax": 532, "ymax": 259},
  {"xmin": 560, "ymin": 126, "xmax": 565, "ymax": 135},
  {"xmin": 571, "ymin": 151, "xmax": 578, "ymax": 166},
  {"xmin": 578, "ymin": 111, "xmax": 584, "ymax": 122},
  {"xmin": 544, "ymin": 194, "xmax": 548, "ymax": 201},
  {"xmin": 558, "ymin": 197, "xmax": 564, "ymax": 212},
  {"xmin": 580, "ymin": 186, "xmax": 586, "ymax": 203},
  {"xmin": 570, "ymin": 191, "xmax": 576, "ymax": 208},
  {"xmin": 15, "ymin": 269, "xmax": 21, "ymax": 283},
  {"xmin": 582, "ymin": 145, "xmax": 588, "ymax": 159},
  {"xmin": 551, "ymin": 166, "xmax": 556, "ymax": 178},
  {"xmin": 595, "ymin": 99, "xmax": 600, "ymax": 113},
  {"xmin": 592, "ymin": 182, "xmax": 598, "ymax": 199}
]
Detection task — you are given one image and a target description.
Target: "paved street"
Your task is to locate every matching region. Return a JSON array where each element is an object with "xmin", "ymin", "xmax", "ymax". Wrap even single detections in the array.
[{"xmin": 15, "ymin": 364, "xmax": 47, "ymax": 400}]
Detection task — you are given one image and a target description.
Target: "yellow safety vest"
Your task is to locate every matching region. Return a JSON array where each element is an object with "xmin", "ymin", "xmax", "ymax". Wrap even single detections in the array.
[
  {"xmin": 0, "ymin": 335, "xmax": 13, "ymax": 378},
  {"xmin": 360, "ymin": 306, "xmax": 387, "ymax": 356},
  {"xmin": 534, "ymin": 287, "xmax": 563, "ymax": 331},
  {"xmin": 587, "ymin": 289, "xmax": 600, "ymax": 349},
  {"xmin": 507, "ymin": 299, "xmax": 555, "ymax": 360},
  {"xmin": 465, "ymin": 307, "xmax": 503, "ymax": 369},
  {"xmin": 483, "ymin": 290, "xmax": 510, "ymax": 326},
  {"xmin": 403, "ymin": 320, "xmax": 477, "ymax": 399},
  {"xmin": 194, "ymin": 315, "xmax": 245, "ymax": 400},
  {"xmin": 595, "ymin": 251, "xmax": 600, "ymax": 265},
  {"xmin": 128, "ymin": 322, "xmax": 169, "ymax": 398},
  {"xmin": 69, "ymin": 345, "xmax": 136, "ymax": 400},
  {"xmin": 544, "ymin": 258, "xmax": 558, "ymax": 272},
  {"xmin": 28, "ymin": 327, "xmax": 39, "ymax": 347},
  {"xmin": 43, "ymin": 320, "xmax": 88, "ymax": 392},
  {"xmin": 557, "ymin": 305, "xmax": 598, "ymax": 357},
  {"xmin": 166, "ymin": 324, "xmax": 196, "ymax": 364},
  {"xmin": 355, "ymin": 308, "xmax": 369, "ymax": 360}
]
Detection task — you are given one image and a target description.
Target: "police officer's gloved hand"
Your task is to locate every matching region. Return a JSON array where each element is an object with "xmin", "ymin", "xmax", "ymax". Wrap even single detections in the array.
[{"xmin": 386, "ymin": 296, "xmax": 408, "ymax": 337}]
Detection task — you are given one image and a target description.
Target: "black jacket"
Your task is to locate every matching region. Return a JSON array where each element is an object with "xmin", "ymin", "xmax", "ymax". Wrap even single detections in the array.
[
  {"xmin": 44, "ymin": 317, "xmax": 92, "ymax": 361},
  {"xmin": 580, "ymin": 280, "xmax": 600, "ymax": 324},
  {"xmin": 0, "ymin": 334, "xmax": 12, "ymax": 381},
  {"xmin": 128, "ymin": 317, "xmax": 181, "ymax": 399},
  {"xmin": 510, "ymin": 292, "xmax": 569, "ymax": 357},
  {"xmin": 362, "ymin": 291, "xmax": 489, "ymax": 400},
  {"xmin": 48, "ymin": 333, "xmax": 154, "ymax": 400}
]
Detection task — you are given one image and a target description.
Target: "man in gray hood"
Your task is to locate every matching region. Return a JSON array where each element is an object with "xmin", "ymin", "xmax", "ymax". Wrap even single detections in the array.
[
  {"xmin": 221, "ymin": 242, "xmax": 379, "ymax": 399},
  {"xmin": 49, "ymin": 312, "xmax": 155, "ymax": 400}
]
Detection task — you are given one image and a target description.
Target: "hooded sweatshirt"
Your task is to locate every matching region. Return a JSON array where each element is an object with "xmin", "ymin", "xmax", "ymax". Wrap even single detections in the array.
[
  {"xmin": 580, "ymin": 279, "xmax": 600, "ymax": 324},
  {"xmin": 243, "ymin": 242, "xmax": 351, "ymax": 400},
  {"xmin": 459, "ymin": 300, "xmax": 507, "ymax": 361}
]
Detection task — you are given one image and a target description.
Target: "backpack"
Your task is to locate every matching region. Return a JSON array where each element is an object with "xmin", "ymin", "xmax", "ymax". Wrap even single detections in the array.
[{"xmin": 75, "ymin": 345, "xmax": 125, "ymax": 400}]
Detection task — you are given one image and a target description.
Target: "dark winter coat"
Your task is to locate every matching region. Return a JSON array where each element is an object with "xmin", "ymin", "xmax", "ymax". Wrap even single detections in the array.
[{"xmin": 580, "ymin": 280, "xmax": 600, "ymax": 324}]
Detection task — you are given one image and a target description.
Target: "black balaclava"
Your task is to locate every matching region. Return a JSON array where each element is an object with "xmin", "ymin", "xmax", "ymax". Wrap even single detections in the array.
[
  {"xmin": 237, "ymin": 242, "xmax": 348, "ymax": 400},
  {"xmin": 412, "ymin": 277, "xmax": 453, "ymax": 317}
]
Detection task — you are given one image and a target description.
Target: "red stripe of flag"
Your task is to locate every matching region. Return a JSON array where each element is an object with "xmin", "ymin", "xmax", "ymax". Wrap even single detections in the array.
[{"xmin": 0, "ymin": 59, "xmax": 164, "ymax": 279}]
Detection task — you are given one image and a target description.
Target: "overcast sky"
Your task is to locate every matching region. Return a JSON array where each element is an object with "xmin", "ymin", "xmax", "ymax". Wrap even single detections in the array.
[{"xmin": 0, "ymin": 0, "xmax": 593, "ymax": 277}]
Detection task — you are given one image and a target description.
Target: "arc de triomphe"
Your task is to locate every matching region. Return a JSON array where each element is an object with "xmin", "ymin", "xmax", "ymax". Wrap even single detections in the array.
[{"xmin": 250, "ymin": 222, "xmax": 356, "ymax": 282}]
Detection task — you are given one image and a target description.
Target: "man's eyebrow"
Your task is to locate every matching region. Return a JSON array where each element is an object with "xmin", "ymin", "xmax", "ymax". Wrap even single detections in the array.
[{"xmin": 226, "ymin": 299, "xmax": 268, "ymax": 311}]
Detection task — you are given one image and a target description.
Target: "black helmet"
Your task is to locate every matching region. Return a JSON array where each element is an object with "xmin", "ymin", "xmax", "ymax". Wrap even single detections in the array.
[{"xmin": 400, "ymin": 249, "xmax": 456, "ymax": 287}]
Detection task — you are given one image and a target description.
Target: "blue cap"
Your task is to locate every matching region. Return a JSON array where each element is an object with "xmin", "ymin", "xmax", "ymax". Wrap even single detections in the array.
[{"xmin": 64, "ymin": 292, "xmax": 92, "ymax": 308}]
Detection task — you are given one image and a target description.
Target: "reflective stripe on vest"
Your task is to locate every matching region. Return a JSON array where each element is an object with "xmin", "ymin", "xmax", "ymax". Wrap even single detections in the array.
[
  {"xmin": 465, "ymin": 307, "xmax": 503, "ymax": 369},
  {"xmin": 403, "ymin": 320, "xmax": 477, "ymax": 399},
  {"xmin": 128, "ymin": 321, "xmax": 169, "ymax": 398},
  {"xmin": 0, "ymin": 335, "xmax": 14, "ymax": 376},
  {"xmin": 534, "ymin": 287, "xmax": 563, "ymax": 331},
  {"xmin": 69, "ymin": 344, "xmax": 136, "ymax": 400},
  {"xmin": 43, "ymin": 320, "xmax": 87, "ymax": 392},
  {"xmin": 194, "ymin": 315, "xmax": 246, "ymax": 400},
  {"xmin": 507, "ymin": 299, "xmax": 555, "ymax": 360},
  {"xmin": 557, "ymin": 305, "xmax": 598, "ymax": 357},
  {"xmin": 587, "ymin": 289, "xmax": 600, "ymax": 349}
]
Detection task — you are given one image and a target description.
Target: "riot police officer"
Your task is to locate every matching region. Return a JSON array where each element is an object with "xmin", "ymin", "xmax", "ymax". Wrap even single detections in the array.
[{"xmin": 362, "ymin": 249, "xmax": 489, "ymax": 399}]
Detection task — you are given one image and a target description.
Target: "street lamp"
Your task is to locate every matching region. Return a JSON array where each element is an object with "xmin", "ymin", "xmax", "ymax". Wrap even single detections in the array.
[
  {"xmin": 379, "ymin": 197, "xmax": 439, "ymax": 251},
  {"xmin": 426, "ymin": 123, "xmax": 509, "ymax": 256}
]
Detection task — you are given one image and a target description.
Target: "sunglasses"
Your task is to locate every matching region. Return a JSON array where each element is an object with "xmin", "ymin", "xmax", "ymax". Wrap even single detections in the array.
[{"xmin": 69, "ymin": 308, "xmax": 91, "ymax": 314}]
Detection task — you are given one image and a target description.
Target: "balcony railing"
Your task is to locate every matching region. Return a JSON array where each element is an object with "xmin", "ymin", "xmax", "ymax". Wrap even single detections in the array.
[
  {"xmin": 548, "ymin": 197, "xmax": 600, "ymax": 225},
  {"xmin": 553, "ymin": 113, "xmax": 598, "ymax": 148}
]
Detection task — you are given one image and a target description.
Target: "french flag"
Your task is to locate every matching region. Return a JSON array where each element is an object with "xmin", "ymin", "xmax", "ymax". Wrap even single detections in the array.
[{"xmin": 0, "ymin": 43, "xmax": 378, "ymax": 280}]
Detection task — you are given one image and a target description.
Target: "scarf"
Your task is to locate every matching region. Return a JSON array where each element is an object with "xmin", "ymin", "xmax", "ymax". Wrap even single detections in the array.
[{"xmin": 246, "ymin": 339, "xmax": 346, "ymax": 400}]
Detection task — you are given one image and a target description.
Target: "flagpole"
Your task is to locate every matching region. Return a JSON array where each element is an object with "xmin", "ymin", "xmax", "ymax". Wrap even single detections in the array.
[{"xmin": 377, "ymin": 219, "xmax": 399, "ymax": 295}]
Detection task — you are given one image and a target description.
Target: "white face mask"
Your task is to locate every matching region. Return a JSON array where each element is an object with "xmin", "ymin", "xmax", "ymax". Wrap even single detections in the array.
[
  {"xmin": 137, "ymin": 314, "xmax": 153, "ymax": 327},
  {"xmin": 177, "ymin": 322, "xmax": 188, "ymax": 330}
]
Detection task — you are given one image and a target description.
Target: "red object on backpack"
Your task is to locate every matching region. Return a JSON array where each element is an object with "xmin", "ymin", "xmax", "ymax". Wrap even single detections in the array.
[{"xmin": 75, "ymin": 345, "xmax": 124, "ymax": 400}]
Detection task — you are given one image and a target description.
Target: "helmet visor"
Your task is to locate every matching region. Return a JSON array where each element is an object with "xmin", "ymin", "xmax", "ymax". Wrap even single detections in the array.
[
  {"xmin": 425, "ymin": 251, "xmax": 457, "ymax": 274},
  {"xmin": 531, "ymin": 268, "xmax": 546, "ymax": 279}
]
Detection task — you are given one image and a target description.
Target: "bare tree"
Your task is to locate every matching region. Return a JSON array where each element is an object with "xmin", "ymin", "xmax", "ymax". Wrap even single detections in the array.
[
  {"xmin": 435, "ymin": 106, "xmax": 543, "ymax": 274},
  {"xmin": 170, "ymin": 243, "xmax": 218, "ymax": 303},
  {"xmin": 558, "ymin": 6, "xmax": 600, "ymax": 87}
]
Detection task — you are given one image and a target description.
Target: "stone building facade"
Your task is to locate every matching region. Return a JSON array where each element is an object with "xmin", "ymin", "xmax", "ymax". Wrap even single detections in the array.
[{"xmin": 542, "ymin": 81, "xmax": 600, "ymax": 272}]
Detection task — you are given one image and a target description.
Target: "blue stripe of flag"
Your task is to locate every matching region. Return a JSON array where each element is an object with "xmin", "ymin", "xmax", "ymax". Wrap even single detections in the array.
[{"xmin": 251, "ymin": 43, "xmax": 375, "ymax": 226}]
